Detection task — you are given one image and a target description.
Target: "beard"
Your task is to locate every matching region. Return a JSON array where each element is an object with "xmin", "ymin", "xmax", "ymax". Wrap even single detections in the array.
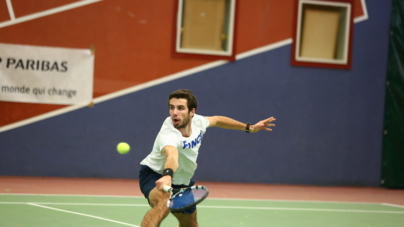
[{"xmin": 173, "ymin": 114, "xmax": 191, "ymax": 129}]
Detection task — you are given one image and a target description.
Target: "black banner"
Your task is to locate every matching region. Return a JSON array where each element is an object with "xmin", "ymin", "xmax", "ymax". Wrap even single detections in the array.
[{"xmin": 381, "ymin": 0, "xmax": 404, "ymax": 188}]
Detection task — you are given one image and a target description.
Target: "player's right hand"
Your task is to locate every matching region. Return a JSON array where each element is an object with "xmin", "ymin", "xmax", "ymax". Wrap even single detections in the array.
[{"xmin": 155, "ymin": 175, "xmax": 172, "ymax": 191}]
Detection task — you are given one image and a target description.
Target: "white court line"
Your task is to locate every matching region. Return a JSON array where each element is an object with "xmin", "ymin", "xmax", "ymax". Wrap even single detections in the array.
[
  {"xmin": 198, "ymin": 205, "xmax": 404, "ymax": 214},
  {"xmin": 382, "ymin": 203, "xmax": 404, "ymax": 209},
  {"xmin": 3, "ymin": 202, "xmax": 403, "ymax": 215},
  {"xmin": 0, "ymin": 1, "xmax": 369, "ymax": 133},
  {"xmin": 209, "ymin": 197, "xmax": 379, "ymax": 205},
  {"xmin": 27, "ymin": 203, "xmax": 140, "ymax": 227},
  {"xmin": 0, "ymin": 193, "xmax": 387, "ymax": 205},
  {"xmin": 0, "ymin": 202, "xmax": 148, "ymax": 206},
  {"xmin": 1, "ymin": 202, "xmax": 402, "ymax": 214},
  {"xmin": 5, "ymin": 0, "xmax": 15, "ymax": 20},
  {"xmin": 0, "ymin": 0, "xmax": 102, "ymax": 28},
  {"xmin": 0, "ymin": 193, "xmax": 379, "ymax": 205},
  {"xmin": 0, "ymin": 193, "xmax": 144, "ymax": 198}
]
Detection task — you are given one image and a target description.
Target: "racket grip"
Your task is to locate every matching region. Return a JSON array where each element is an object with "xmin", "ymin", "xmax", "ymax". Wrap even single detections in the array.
[{"xmin": 163, "ymin": 185, "xmax": 173, "ymax": 192}]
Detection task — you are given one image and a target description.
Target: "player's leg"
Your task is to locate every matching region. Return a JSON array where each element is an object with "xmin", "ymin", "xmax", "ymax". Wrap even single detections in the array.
[
  {"xmin": 172, "ymin": 210, "xmax": 199, "ymax": 227},
  {"xmin": 169, "ymin": 180, "xmax": 198, "ymax": 226},
  {"xmin": 141, "ymin": 187, "xmax": 170, "ymax": 227},
  {"xmin": 139, "ymin": 165, "xmax": 171, "ymax": 227}
]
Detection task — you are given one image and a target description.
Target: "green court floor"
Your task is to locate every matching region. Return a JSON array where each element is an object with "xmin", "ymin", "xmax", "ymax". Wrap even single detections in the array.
[{"xmin": 1, "ymin": 194, "xmax": 403, "ymax": 227}]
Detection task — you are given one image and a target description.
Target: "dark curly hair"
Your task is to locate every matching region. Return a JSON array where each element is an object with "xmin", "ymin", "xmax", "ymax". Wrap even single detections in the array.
[{"xmin": 168, "ymin": 89, "xmax": 198, "ymax": 112}]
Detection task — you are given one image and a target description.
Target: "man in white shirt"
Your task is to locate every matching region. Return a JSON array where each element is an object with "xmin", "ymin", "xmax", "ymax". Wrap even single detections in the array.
[{"xmin": 139, "ymin": 89, "xmax": 276, "ymax": 227}]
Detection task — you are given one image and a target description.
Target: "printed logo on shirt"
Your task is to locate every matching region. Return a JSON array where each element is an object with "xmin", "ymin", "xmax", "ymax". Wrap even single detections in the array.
[{"xmin": 182, "ymin": 131, "xmax": 203, "ymax": 149}]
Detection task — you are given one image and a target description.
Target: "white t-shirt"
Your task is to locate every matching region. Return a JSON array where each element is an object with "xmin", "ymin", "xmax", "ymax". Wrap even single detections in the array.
[{"xmin": 140, "ymin": 114, "xmax": 210, "ymax": 185}]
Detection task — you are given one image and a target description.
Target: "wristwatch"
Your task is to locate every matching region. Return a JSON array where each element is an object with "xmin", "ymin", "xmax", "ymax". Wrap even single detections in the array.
[{"xmin": 245, "ymin": 122, "xmax": 251, "ymax": 133}]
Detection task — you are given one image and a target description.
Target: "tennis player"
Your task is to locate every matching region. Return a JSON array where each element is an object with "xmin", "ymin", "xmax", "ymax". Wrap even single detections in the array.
[{"xmin": 139, "ymin": 89, "xmax": 276, "ymax": 227}]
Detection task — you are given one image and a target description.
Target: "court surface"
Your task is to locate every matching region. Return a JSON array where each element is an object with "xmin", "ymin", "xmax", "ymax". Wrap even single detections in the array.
[
  {"xmin": 1, "ymin": 177, "xmax": 404, "ymax": 226},
  {"xmin": 1, "ymin": 194, "xmax": 404, "ymax": 227}
]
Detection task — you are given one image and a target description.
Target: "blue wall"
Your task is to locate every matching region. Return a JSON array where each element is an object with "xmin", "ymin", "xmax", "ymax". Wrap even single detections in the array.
[{"xmin": 0, "ymin": 0, "xmax": 392, "ymax": 186}]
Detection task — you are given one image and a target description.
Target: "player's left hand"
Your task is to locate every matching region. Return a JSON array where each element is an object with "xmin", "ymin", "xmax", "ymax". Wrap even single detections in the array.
[{"xmin": 250, "ymin": 117, "xmax": 276, "ymax": 133}]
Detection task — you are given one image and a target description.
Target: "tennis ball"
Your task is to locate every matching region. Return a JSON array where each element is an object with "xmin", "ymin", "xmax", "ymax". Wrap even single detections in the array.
[{"xmin": 117, "ymin": 142, "xmax": 130, "ymax": 154}]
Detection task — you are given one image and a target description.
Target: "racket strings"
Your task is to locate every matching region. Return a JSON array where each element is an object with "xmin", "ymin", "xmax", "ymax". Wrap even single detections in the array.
[
  {"xmin": 167, "ymin": 186, "xmax": 209, "ymax": 212},
  {"xmin": 169, "ymin": 188, "xmax": 195, "ymax": 209},
  {"xmin": 169, "ymin": 188, "xmax": 206, "ymax": 209}
]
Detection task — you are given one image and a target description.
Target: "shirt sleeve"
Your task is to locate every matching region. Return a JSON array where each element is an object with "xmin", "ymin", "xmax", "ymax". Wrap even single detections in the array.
[
  {"xmin": 156, "ymin": 130, "xmax": 181, "ymax": 152},
  {"xmin": 201, "ymin": 116, "xmax": 210, "ymax": 130},
  {"xmin": 195, "ymin": 114, "xmax": 209, "ymax": 133}
]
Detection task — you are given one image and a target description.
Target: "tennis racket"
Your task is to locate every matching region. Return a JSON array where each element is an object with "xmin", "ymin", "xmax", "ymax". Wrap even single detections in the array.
[{"xmin": 163, "ymin": 185, "xmax": 209, "ymax": 212}]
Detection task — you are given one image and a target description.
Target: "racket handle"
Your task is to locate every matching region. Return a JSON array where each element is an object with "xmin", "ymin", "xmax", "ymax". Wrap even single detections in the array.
[{"xmin": 163, "ymin": 185, "xmax": 173, "ymax": 192}]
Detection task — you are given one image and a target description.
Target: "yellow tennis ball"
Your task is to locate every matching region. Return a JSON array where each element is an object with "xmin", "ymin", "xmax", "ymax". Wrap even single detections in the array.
[{"xmin": 117, "ymin": 142, "xmax": 130, "ymax": 154}]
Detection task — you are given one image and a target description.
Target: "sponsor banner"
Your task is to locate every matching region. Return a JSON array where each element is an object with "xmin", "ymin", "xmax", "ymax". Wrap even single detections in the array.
[{"xmin": 0, "ymin": 43, "xmax": 94, "ymax": 105}]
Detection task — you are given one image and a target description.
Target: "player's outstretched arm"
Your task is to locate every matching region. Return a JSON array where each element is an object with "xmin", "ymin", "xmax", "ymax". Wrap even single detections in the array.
[
  {"xmin": 206, "ymin": 116, "xmax": 276, "ymax": 133},
  {"xmin": 155, "ymin": 145, "xmax": 178, "ymax": 191}
]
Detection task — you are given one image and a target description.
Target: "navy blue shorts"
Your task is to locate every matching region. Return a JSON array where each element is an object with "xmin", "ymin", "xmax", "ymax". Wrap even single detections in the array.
[{"xmin": 139, "ymin": 165, "xmax": 196, "ymax": 214}]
